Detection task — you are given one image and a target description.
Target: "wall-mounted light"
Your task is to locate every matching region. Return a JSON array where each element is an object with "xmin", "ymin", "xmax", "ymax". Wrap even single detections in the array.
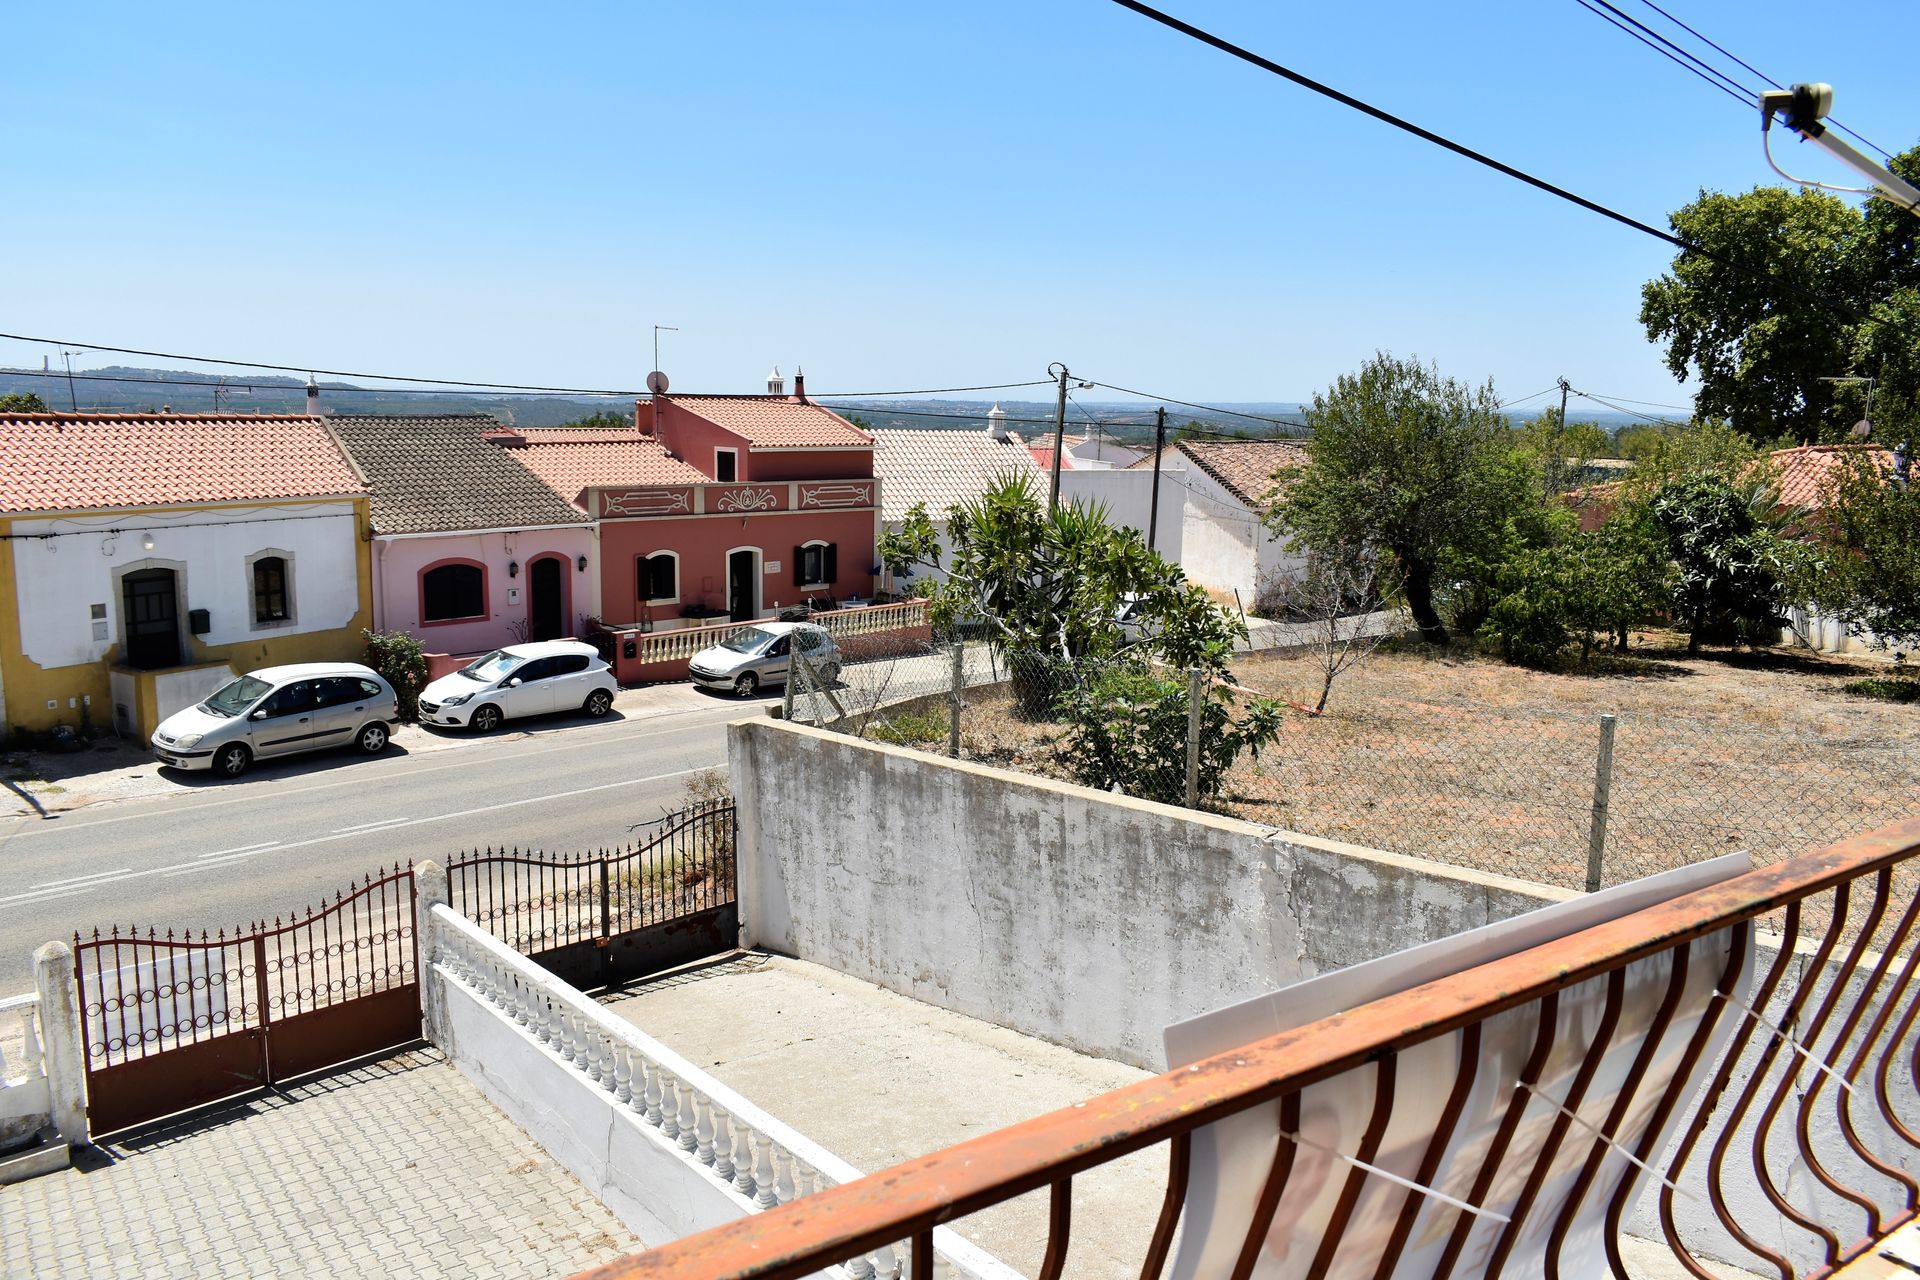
[
  {"xmin": 508, "ymin": 560, "xmax": 520, "ymax": 578},
  {"xmin": 576, "ymin": 555, "xmax": 589, "ymax": 572},
  {"xmin": 141, "ymin": 532, "xmax": 155, "ymax": 552}
]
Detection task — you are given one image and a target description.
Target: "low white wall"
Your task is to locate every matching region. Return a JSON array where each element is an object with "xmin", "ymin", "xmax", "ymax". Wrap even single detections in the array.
[
  {"xmin": 427, "ymin": 902, "xmax": 1018, "ymax": 1279},
  {"xmin": 729, "ymin": 719, "xmax": 1568, "ymax": 1071},
  {"xmin": 0, "ymin": 994, "xmax": 48, "ymax": 1151}
]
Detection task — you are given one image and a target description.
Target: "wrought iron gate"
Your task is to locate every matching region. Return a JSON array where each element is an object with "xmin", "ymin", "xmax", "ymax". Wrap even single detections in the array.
[{"xmin": 73, "ymin": 865, "xmax": 418, "ymax": 1136}]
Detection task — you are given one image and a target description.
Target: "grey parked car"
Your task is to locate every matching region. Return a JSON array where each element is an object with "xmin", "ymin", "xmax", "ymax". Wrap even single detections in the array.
[
  {"xmin": 688, "ymin": 621, "xmax": 840, "ymax": 697},
  {"xmin": 150, "ymin": 662, "xmax": 401, "ymax": 778}
]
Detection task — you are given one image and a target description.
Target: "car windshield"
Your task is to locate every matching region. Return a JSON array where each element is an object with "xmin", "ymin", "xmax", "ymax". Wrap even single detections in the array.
[
  {"xmin": 201, "ymin": 676, "xmax": 273, "ymax": 718},
  {"xmin": 719, "ymin": 627, "xmax": 773, "ymax": 654},
  {"xmin": 459, "ymin": 650, "xmax": 527, "ymax": 682}
]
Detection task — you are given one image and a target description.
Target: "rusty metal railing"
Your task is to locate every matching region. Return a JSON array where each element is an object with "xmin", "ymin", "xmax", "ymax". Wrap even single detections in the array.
[{"xmin": 573, "ymin": 815, "xmax": 1920, "ymax": 1280}]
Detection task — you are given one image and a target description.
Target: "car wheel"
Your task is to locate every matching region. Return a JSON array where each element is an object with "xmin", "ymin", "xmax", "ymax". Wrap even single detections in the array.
[
  {"xmin": 583, "ymin": 688, "xmax": 614, "ymax": 718},
  {"xmin": 733, "ymin": 672, "xmax": 759, "ymax": 698},
  {"xmin": 470, "ymin": 705, "xmax": 503, "ymax": 733},
  {"xmin": 356, "ymin": 722, "xmax": 390, "ymax": 755},
  {"xmin": 214, "ymin": 743, "xmax": 251, "ymax": 778}
]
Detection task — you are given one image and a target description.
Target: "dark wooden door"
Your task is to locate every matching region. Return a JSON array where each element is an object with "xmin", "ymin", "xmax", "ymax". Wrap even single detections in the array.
[
  {"xmin": 529, "ymin": 557, "xmax": 564, "ymax": 641},
  {"xmin": 728, "ymin": 550, "xmax": 755, "ymax": 622},
  {"xmin": 122, "ymin": 569, "xmax": 180, "ymax": 669}
]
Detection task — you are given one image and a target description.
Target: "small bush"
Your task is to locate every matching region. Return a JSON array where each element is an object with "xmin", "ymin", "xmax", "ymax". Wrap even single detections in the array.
[
  {"xmin": 1843, "ymin": 678, "xmax": 1920, "ymax": 704},
  {"xmin": 1054, "ymin": 664, "xmax": 1283, "ymax": 807},
  {"xmin": 363, "ymin": 628, "xmax": 429, "ymax": 721}
]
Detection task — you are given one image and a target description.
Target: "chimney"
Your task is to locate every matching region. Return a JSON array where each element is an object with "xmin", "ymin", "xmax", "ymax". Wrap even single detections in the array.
[
  {"xmin": 986, "ymin": 402, "xmax": 1010, "ymax": 441},
  {"xmin": 634, "ymin": 398, "xmax": 647, "ymax": 434},
  {"xmin": 767, "ymin": 366, "xmax": 785, "ymax": 396},
  {"xmin": 792, "ymin": 366, "xmax": 806, "ymax": 402},
  {"xmin": 305, "ymin": 374, "xmax": 319, "ymax": 416}
]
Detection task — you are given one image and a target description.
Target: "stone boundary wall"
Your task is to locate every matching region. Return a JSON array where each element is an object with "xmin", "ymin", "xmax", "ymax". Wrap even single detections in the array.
[{"xmin": 729, "ymin": 717, "xmax": 1571, "ymax": 1071}]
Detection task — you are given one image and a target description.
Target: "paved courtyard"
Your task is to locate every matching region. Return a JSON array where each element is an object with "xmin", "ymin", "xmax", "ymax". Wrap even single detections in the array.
[{"xmin": 0, "ymin": 1048, "xmax": 642, "ymax": 1279}]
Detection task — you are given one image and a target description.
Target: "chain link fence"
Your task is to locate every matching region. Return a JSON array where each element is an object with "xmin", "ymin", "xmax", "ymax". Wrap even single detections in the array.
[{"xmin": 788, "ymin": 640, "xmax": 1920, "ymax": 895}]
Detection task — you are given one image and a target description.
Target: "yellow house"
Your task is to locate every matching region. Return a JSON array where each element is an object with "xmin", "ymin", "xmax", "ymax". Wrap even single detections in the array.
[{"xmin": 0, "ymin": 412, "xmax": 374, "ymax": 740}]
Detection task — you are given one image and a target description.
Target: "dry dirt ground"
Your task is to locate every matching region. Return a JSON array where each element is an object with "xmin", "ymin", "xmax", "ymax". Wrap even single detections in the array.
[{"xmin": 909, "ymin": 633, "xmax": 1920, "ymax": 893}]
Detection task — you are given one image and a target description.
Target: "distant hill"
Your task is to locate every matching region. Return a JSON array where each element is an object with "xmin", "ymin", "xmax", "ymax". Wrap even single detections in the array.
[{"xmin": 0, "ymin": 365, "xmax": 1674, "ymax": 440}]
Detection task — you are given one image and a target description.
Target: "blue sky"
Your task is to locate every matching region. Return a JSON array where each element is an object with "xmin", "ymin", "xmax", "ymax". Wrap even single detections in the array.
[{"xmin": 2, "ymin": 1, "xmax": 1913, "ymax": 410}]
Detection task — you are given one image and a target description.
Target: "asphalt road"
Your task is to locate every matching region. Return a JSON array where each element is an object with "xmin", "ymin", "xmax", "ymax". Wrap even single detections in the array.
[{"xmin": 0, "ymin": 700, "xmax": 754, "ymax": 994}]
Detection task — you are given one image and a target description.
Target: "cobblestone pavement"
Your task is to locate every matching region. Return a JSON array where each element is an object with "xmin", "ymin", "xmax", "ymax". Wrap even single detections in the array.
[{"xmin": 0, "ymin": 1047, "xmax": 644, "ymax": 1279}]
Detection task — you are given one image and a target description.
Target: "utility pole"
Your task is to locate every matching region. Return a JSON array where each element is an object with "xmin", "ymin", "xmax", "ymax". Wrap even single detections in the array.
[
  {"xmin": 60, "ymin": 349, "xmax": 82, "ymax": 412},
  {"xmin": 1551, "ymin": 376, "xmax": 1571, "ymax": 495},
  {"xmin": 1047, "ymin": 362, "xmax": 1070, "ymax": 512},
  {"xmin": 1147, "ymin": 406, "xmax": 1167, "ymax": 552}
]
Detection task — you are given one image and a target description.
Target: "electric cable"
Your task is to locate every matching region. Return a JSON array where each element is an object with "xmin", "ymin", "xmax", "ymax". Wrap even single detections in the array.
[
  {"xmin": 1575, "ymin": 0, "xmax": 1756, "ymax": 107},
  {"xmin": 1630, "ymin": 0, "xmax": 1893, "ymax": 160},
  {"xmin": 1079, "ymin": 378, "xmax": 1310, "ymax": 429},
  {"xmin": 1101, "ymin": 0, "xmax": 1900, "ymax": 334}
]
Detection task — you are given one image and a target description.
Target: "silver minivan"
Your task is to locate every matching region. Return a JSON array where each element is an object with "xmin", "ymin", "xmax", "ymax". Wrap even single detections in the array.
[
  {"xmin": 151, "ymin": 662, "xmax": 401, "ymax": 778},
  {"xmin": 687, "ymin": 622, "xmax": 840, "ymax": 697}
]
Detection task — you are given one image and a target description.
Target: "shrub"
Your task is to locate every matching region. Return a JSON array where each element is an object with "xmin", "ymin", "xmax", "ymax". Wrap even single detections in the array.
[
  {"xmin": 363, "ymin": 629, "xmax": 429, "ymax": 721},
  {"xmin": 868, "ymin": 708, "xmax": 948, "ymax": 746},
  {"xmin": 1842, "ymin": 678, "xmax": 1920, "ymax": 703},
  {"xmin": 1054, "ymin": 664, "xmax": 1284, "ymax": 807}
]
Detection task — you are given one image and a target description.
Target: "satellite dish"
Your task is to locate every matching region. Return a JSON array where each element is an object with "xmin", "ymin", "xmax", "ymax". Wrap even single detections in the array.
[
  {"xmin": 1850, "ymin": 418, "xmax": 1872, "ymax": 441},
  {"xmin": 646, "ymin": 370, "xmax": 669, "ymax": 394}
]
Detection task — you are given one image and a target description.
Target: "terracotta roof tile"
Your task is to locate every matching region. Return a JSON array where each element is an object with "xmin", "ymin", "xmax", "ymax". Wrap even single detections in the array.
[
  {"xmin": 1766, "ymin": 443, "xmax": 1895, "ymax": 508},
  {"xmin": 1175, "ymin": 440, "xmax": 1309, "ymax": 508},
  {"xmin": 325, "ymin": 416, "xmax": 592, "ymax": 534},
  {"xmin": 511, "ymin": 434, "xmax": 707, "ymax": 509},
  {"xmin": 870, "ymin": 428, "xmax": 1043, "ymax": 522},
  {"xmin": 671, "ymin": 396, "xmax": 874, "ymax": 448},
  {"xmin": 0, "ymin": 413, "xmax": 365, "ymax": 514}
]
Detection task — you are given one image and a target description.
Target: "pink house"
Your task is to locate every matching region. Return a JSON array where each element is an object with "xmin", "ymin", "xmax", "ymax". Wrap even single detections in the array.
[
  {"xmin": 327, "ymin": 416, "xmax": 596, "ymax": 663},
  {"xmin": 506, "ymin": 373, "xmax": 881, "ymax": 635}
]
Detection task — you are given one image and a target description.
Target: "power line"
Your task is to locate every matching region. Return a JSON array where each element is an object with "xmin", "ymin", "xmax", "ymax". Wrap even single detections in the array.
[
  {"xmin": 822, "ymin": 401, "xmax": 1145, "ymax": 430},
  {"xmin": 1080, "ymin": 378, "xmax": 1310, "ymax": 428},
  {"xmin": 0, "ymin": 368, "xmax": 630, "ymax": 400},
  {"xmin": 807, "ymin": 380, "xmax": 1056, "ymax": 397},
  {"xmin": 1101, "ymin": 0, "xmax": 1894, "ymax": 333},
  {"xmin": 1573, "ymin": 0, "xmax": 1754, "ymax": 110},
  {"xmin": 1629, "ymin": 0, "xmax": 1893, "ymax": 160}
]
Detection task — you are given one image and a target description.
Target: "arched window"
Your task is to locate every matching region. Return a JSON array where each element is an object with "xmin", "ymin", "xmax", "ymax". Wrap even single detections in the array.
[
  {"xmin": 795, "ymin": 540, "xmax": 836, "ymax": 589},
  {"xmin": 421, "ymin": 561, "xmax": 486, "ymax": 623},
  {"xmin": 639, "ymin": 551, "xmax": 679, "ymax": 605}
]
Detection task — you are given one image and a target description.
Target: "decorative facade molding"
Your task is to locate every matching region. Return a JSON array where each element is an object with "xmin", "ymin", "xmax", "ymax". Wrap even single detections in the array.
[
  {"xmin": 797, "ymin": 481, "xmax": 876, "ymax": 510},
  {"xmin": 601, "ymin": 488, "xmax": 693, "ymax": 518},
  {"xmin": 713, "ymin": 485, "xmax": 782, "ymax": 514}
]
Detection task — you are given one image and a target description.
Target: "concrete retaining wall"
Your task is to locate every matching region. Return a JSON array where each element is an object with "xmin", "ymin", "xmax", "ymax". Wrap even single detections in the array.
[{"xmin": 729, "ymin": 718, "xmax": 1569, "ymax": 1071}]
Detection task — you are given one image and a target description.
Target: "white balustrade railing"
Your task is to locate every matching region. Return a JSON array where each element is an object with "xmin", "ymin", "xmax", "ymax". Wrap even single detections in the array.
[
  {"xmin": 626, "ymin": 599, "xmax": 929, "ymax": 667},
  {"xmin": 0, "ymin": 992, "xmax": 50, "ymax": 1147},
  {"xmin": 428, "ymin": 905, "xmax": 1014, "ymax": 1280}
]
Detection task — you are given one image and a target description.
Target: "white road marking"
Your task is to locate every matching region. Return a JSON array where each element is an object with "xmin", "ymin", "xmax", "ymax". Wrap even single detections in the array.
[
  {"xmin": 0, "ymin": 763, "xmax": 721, "ymax": 903},
  {"xmin": 195, "ymin": 841, "xmax": 280, "ymax": 860},
  {"xmin": 1, "ymin": 708, "xmax": 748, "ymax": 840},
  {"xmin": 31, "ymin": 867, "xmax": 134, "ymax": 889},
  {"xmin": 331, "ymin": 817, "xmax": 410, "ymax": 835}
]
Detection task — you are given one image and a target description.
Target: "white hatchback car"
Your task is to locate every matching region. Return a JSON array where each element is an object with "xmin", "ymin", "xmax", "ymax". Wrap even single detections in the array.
[{"xmin": 417, "ymin": 640, "xmax": 618, "ymax": 732}]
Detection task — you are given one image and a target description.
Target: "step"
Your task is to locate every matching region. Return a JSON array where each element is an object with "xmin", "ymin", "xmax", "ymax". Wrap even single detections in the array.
[{"xmin": 0, "ymin": 1132, "xmax": 70, "ymax": 1185}]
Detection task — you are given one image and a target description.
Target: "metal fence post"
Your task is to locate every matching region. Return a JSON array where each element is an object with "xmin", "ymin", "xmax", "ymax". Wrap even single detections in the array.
[
  {"xmin": 782, "ymin": 656, "xmax": 797, "ymax": 720},
  {"xmin": 948, "ymin": 642, "xmax": 965, "ymax": 758},
  {"xmin": 1186, "ymin": 668, "xmax": 1205, "ymax": 808},
  {"xmin": 1586, "ymin": 713, "xmax": 1618, "ymax": 893}
]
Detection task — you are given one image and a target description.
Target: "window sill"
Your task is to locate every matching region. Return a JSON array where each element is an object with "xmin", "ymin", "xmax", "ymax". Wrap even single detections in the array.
[
  {"xmin": 644, "ymin": 597, "xmax": 680, "ymax": 607},
  {"xmin": 420, "ymin": 615, "xmax": 489, "ymax": 628}
]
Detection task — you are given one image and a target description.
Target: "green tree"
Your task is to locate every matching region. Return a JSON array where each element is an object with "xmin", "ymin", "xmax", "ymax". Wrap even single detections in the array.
[
  {"xmin": 362, "ymin": 629, "xmax": 429, "ymax": 720},
  {"xmin": 1269, "ymin": 352, "xmax": 1533, "ymax": 643},
  {"xmin": 1514, "ymin": 406, "xmax": 1609, "ymax": 497},
  {"xmin": 1054, "ymin": 667, "xmax": 1282, "ymax": 806},
  {"xmin": 1648, "ymin": 474, "xmax": 1803, "ymax": 654},
  {"xmin": 1641, "ymin": 146, "xmax": 1920, "ymax": 443},
  {"xmin": 879, "ymin": 473, "xmax": 1242, "ymax": 673},
  {"xmin": 0, "ymin": 391, "xmax": 50, "ymax": 412}
]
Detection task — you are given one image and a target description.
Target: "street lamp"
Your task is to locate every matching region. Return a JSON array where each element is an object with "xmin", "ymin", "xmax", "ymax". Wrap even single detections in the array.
[
  {"xmin": 1819, "ymin": 375, "xmax": 1876, "ymax": 440},
  {"xmin": 1760, "ymin": 84, "xmax": 1920, "ymax": 218}
]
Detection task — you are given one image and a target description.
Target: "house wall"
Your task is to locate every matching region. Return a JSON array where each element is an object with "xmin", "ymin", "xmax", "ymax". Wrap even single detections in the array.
[
  {"xmin": 729, "ymin": 718, "xmax": 1567, "ymax": 1072},
  {"xmin": 596, "ymin": 509, "xmax": 878, "ymax": 626},
  {"xmin": 1177, "ymin": 464, "xmax": 1306, "ymax": 608},
  {"xmin": 373, "ymin": 528, "xmax": 594, "ymax": 656},
  {"xmin": 651, "ymin": 401, "xmax": 748, "ymax": 481},
  {"xmin": 743, "ymin": 449, "xmax": 875, "ymax": 482},
  {"xmin": 0, "ymin": 499, "xmax": 373, "ymax": 733},
  {"xmin": 1058, "ymin": 466, "xmax": 1186, "ymax": 563}
]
